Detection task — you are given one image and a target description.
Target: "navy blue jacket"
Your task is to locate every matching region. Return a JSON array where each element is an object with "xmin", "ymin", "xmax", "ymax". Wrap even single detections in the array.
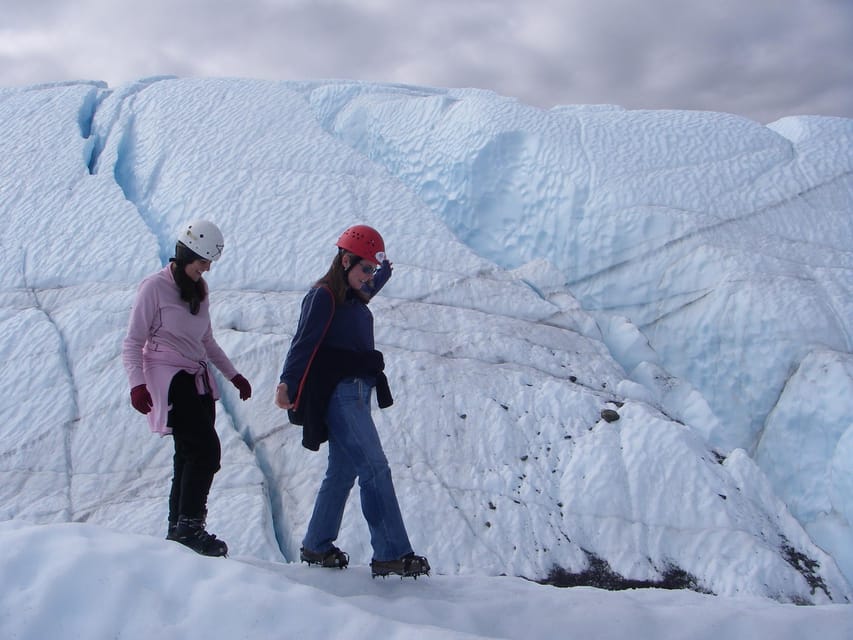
[
  {"xmin": 280, "ymin": 261, "xmax": 391, "ymax": 393},
  {"xmin": 279, "ymin": 262, "xmax": 393, "ymax": 449}
]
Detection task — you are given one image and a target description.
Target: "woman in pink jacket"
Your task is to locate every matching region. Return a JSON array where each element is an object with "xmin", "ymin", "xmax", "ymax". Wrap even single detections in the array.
[{"xmin": 122, "ymin": 220, "xmax": 252, "ymax": 557}]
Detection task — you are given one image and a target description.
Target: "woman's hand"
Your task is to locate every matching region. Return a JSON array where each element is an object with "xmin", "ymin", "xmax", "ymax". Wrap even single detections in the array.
[
  {"xmin": 274, "ymin": 382, "xmax": 293, "ymax": 409},
  {"xmin": 230, "ymin": 374, "xmax": 252, "ymax": 400},
  {"xmin": 130, "ymin": 384, "xmax": 153, "ymax": 414}
]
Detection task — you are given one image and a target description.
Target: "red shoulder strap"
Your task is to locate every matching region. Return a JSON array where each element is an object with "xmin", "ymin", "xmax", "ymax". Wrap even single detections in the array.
[{"xmin": 291, "ymin": 286, "xmax": 335, "ymax": 410}]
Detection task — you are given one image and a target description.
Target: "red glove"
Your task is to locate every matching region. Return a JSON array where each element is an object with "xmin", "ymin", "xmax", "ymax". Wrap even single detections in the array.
[
  {"xmin": 231, "ymin": 374, "xmax": 252, "ymax": 401},
  {"xmin": 130, "ymin": 384, "xmax": 153, "ymax": 414}
]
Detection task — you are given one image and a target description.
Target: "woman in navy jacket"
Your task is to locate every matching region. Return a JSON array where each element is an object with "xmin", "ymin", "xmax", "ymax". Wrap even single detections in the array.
[{"xmin": 275, "ymin": 225, "xmax": 429, "ymax": 578}]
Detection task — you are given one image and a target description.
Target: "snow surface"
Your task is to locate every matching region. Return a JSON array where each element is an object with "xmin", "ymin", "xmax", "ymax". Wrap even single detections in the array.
[
  {"xmin": 0, "ymin": 77, "xmax": 852, "ymax": 637},
  {"xmin": 2, "ymin": 520, "xmax": 852, "ymax": 640}
]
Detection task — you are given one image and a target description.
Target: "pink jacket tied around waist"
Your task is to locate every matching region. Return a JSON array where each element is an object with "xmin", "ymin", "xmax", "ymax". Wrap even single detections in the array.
[{"xmin": 122, "ymin": 265, "xmax": 238, "ymax": 435}]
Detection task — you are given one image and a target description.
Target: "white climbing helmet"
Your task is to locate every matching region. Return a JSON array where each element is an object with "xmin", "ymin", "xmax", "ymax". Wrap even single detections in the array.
[{"xmin": 178, "ymin": 220, "xmax": 224, "ymax": 261}]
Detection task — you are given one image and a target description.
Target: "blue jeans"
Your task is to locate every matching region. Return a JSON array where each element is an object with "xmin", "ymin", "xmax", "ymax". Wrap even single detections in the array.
[{"xmin": 302, "ymin": 378, "xmax": 413, "ymax": 562}]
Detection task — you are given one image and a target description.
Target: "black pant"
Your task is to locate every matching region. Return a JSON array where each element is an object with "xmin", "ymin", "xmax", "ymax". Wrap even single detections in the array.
[{"xmin": 167, "ymin": 371, "xmax": 221, "ymax": 523}]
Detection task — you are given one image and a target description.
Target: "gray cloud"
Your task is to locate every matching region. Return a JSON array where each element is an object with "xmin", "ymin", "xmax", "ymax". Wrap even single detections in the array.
[{"xmin": 0, "ymin": 0, "xmax": 850, "ymax": 123}]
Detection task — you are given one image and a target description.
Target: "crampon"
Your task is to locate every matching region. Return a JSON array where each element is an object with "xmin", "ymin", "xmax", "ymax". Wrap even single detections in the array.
[
  {"xmin": 300, "ymin": 545, "xmax": 349, "ymax": 569},
  {"xmin": 370, "ymin": 553, "xmax": 430, "ymax": 579}
]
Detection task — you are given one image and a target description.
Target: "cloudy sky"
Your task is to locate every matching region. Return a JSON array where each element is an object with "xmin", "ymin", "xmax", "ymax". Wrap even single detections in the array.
[{"xmin": 1, "ymin": 0, "xmax": 851, "ymax": 124}]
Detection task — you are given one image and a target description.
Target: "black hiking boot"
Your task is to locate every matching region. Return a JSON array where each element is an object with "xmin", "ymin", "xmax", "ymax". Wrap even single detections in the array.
[
  {"xmin": 300, "ymin": 545, "xmax": 349, "ymax": 569},
  {"xmin": 370, "ymin": 553, "xmax": 430, "ymax": 579},
  {"xmin": 171, "ymin": 515, "xmax": 228, "ymax": 557}
]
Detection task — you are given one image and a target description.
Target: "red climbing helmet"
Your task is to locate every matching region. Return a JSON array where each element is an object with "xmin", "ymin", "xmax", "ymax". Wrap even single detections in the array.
[{"xmin": 336, "ymin": 225, "xmax": 386, "ymax": 265}]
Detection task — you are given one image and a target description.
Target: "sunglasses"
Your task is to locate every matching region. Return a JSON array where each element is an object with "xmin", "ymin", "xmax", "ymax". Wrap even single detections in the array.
[{"xmin": 359, "ymin": 263, "xmax": 378, "ymax": 276}]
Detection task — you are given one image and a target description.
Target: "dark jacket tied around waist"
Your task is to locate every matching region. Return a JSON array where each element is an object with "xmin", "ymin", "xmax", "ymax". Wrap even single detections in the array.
[{"xmin": 288, "ymin": 346, "xmax": 393, "ymax": 451}]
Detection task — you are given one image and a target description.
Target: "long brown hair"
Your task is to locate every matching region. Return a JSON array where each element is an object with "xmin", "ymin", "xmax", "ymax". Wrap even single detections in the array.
[
  {"xmin": 316, "ymin": 250, "xmax": 370, "ymax": 305},
  {"xmin": 171, "ymin": 263, "xmax": 207, "ymax": 314}
]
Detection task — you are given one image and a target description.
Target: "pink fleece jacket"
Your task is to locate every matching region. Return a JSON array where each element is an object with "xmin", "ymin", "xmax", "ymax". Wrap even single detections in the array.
[{"xmin": 122, "ymin": 265, "xmax": 238, "ymax": 435}]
